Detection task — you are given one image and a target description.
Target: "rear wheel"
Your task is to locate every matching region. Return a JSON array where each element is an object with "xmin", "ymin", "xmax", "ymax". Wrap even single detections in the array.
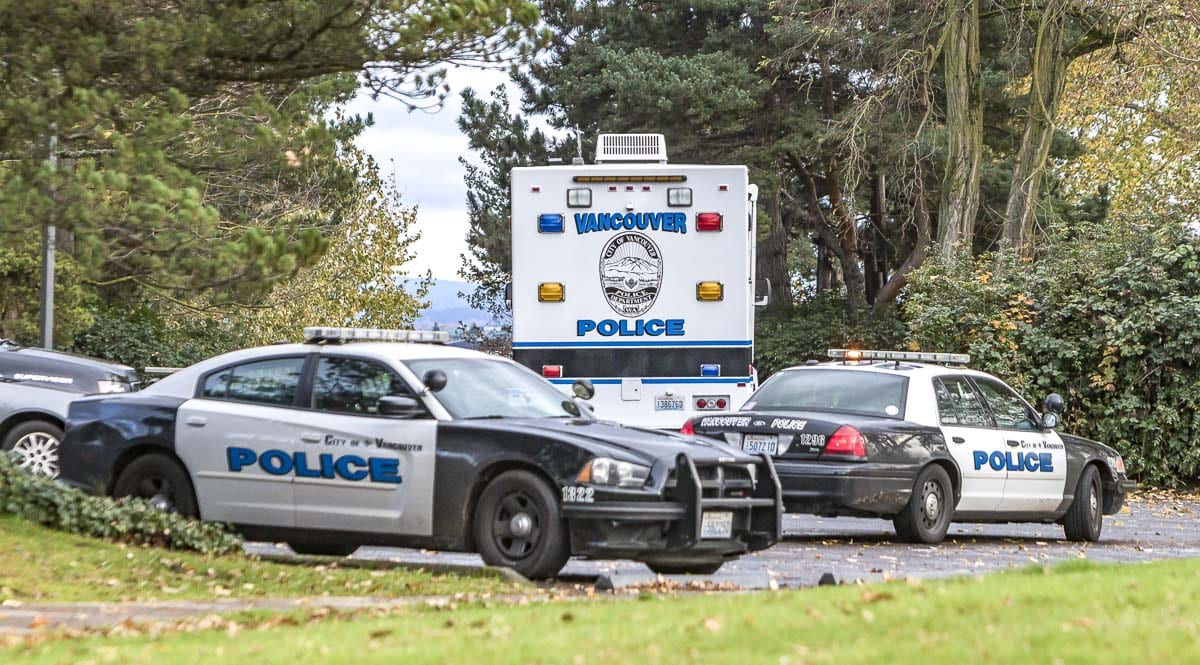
[
  {"xmin": 473, "ymin": 470, "xmax": 570, "ymax": 579},
  {"xmin": 113, "ymin": 453, "xmax": 198, "ymax": 518},
  {"xmin": 1063, "ymin": 464, "xmax": 1103, "ymax": 542},
  {"xmin": 287, "ymin": 542, "xmax": 358, "ymax": 557},
  {"xmin": 646, "ymin": 560, "xmax": 724, "ymax": 576},
  {"xmin": 2, "ymin": 420, "xmax": 64, "ymax": 478},
  {"xmin": 893, "ymin": 465, "xmax": 953, "ymax": 544}
]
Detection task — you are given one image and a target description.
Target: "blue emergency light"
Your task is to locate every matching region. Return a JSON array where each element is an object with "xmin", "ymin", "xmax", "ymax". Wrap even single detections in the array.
[
  {"xmin": 700, "ymin": 364, "xmax": 721, "ymax": 377},
  {"xmin": 538, "ymin": 213, "xmax": 565, "ymax": 233}
]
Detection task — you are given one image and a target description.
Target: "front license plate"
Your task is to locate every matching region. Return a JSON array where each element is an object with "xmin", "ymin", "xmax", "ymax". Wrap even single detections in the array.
[
  {"xmin": 654, "ymin": 395, "xmax": 685, "ymax": 411},
  {"xmin": 700, "ymin": 511, "xmax": 733, "ymax": 539},
  {"xmin": 742, "ymin": 433, "xmax": 778, "ymax": 456}
]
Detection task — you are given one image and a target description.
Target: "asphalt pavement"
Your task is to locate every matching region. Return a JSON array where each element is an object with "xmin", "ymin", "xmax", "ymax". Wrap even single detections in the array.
[{"xmin": 263, "ymin": 491, "xmax": 1200, "ymax": 590}]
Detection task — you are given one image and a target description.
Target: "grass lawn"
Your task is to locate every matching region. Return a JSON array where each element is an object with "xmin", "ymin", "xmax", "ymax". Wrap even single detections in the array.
[
  {"xmin": 0, "ymin": 516, "xmax": 517, "ymax": 603},
  {"xmin": 9, "ymin": 556, "xmax": 1200, "ymax": 663}
]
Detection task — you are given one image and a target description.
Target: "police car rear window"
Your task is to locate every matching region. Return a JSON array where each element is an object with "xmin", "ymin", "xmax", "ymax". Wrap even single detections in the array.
[
  {"xmin": 750, "ymin": 369, "xmax": 907, "ymax": 419},
  {"xmin": 202, "ymin": 357, "xmax": 304, "ymax": 407}
]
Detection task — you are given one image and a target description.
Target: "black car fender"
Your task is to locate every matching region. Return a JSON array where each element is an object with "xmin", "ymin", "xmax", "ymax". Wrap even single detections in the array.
[
  {"xmin": 860, "ymin": 424, "xmax": 962, "ymax": 503},
  {"xmin": 1060, "ymin": 433, "xmax": 1122, "ymax": 510},
  {"xmin": 59, "ymin": 394, "xmax": 185, "ymax": 494}
]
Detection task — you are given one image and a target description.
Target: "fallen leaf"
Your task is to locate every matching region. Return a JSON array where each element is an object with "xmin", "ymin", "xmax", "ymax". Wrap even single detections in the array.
[{"xmin": 702, "ymin": 616, "xmax": 723, "ymax": 633}]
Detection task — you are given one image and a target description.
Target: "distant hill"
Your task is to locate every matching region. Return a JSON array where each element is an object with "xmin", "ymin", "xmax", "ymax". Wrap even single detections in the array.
[{"xmin": 409, "ymin": 279, "xmax": 495, "ymax": 330}]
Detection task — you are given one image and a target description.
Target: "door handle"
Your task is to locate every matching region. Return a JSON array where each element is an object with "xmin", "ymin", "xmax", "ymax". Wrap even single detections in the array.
[
  {"xmin": 184, "ymin": 416, "xmax": 207, "ymax": 428},
  {"xmin": 1006, "ymin": 440, "xmax": 1020, "ymax": 447},
  {"xmin": 299, "ymin": 432, "xmax": 322, "ymax": 444},
  {"xmin": 952, "ymin": 436, "xmax": 965, "ymax": 444}
]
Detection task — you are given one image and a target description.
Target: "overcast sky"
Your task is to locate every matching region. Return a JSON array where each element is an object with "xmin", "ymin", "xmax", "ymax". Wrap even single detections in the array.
[{"xmin": 345, "ymin": 67, "xmax": 515, "ymax": 282}]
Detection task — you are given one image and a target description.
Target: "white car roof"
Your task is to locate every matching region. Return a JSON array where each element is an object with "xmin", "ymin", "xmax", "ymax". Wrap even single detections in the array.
[{"xmin": 145, "ymin": 342, "xmax": 506, "ymax": 399}]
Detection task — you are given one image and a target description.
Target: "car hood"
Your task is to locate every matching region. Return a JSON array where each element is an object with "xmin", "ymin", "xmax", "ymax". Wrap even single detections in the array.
[
  {"xmin": 456, "ymin": 417, "xmax": 756, "ymax": 465},
  {"xmin": 1060, "ymin": 432, "xmax": 1120, "ymax": 458}
]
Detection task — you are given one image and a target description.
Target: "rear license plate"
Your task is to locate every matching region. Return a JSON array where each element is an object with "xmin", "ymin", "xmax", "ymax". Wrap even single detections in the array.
[
  {"xmin": 742, "ymin": 434, "xmax": 778, "ymax": 456},
  {"xmin": 654, "ymin": 395, "xmax": 685, "ymax": 411},
  {"xmin": 700, "ymin": 511, "xmax": 733, "ymax": 539}
]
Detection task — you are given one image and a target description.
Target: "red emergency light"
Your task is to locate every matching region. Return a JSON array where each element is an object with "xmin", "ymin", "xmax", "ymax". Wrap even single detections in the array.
[
  {"xmin": 542, "ymin": 365, "xmax": 563, "ymax": 378},
  {"xmin": 696, "ymin": 212, "xmax": 723, "ymax": 232}
]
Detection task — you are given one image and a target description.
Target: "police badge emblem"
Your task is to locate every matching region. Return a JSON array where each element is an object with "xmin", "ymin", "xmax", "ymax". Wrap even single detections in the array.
[{"xmin": 599, "ymin": 232, "xmax": 663, "ymax": 317}]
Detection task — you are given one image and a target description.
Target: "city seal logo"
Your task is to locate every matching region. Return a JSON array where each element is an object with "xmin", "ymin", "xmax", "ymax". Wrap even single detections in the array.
[{"xmin": 600, "ymin": 232, "xmax": 663, "ymax": 317}]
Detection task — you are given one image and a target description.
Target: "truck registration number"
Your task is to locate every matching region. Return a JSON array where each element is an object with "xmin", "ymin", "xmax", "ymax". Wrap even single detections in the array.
[{"xmin": 654, "ymin": 395, "xmax": 685, "ymax": 411}]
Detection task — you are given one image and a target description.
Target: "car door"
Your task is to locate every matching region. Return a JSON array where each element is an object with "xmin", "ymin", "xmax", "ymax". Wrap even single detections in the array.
[
  {"xmin": 291, "ymin": 353, "xmax": 438, "ymax": 536},
  {"xmin": 971, "ymin": 377, "xmax": 1067, "ymax": 513},
  {"xmin": 175, "ymin": 355, "xmax": 310, "ymax": 527},
  {"xmin": 933, "ymin": 375, "xmax": 1007, "ymax": 512}
]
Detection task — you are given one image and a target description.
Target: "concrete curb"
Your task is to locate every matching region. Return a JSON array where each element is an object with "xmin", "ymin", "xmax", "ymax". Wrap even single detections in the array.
[{"xmin": 253, "ymin": 552, "xmax": 533, "ymax": 586}]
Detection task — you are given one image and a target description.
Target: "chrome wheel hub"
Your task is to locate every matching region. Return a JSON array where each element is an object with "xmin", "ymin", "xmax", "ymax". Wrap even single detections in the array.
[
  {"xmin": 510, "ymin": 513, "xmax": 534, "ymax": 538},
  {"xmin": 924, "ymin": 491, "xmax": 940, "ymax": 519},
  {"xmin": 11, "ymin": 431, "xmax": 60, "ymax": 478}
]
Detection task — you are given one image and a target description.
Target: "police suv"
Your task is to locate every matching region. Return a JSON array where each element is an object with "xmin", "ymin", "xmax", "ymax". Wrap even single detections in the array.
[
  {"xmin": 510, "ymin": 134, "xmax": 767, "ymax": 429},
  {"xmin": 58, "ymin": 328, "xmax": 782, "ymax": 578},
  {"xmin": 0, "ymin": 339, "xmax": 137, "ymax": 477},
  {"xmin": 686, "ymin": 350, "xmax": 1136, "ymax": 543}
]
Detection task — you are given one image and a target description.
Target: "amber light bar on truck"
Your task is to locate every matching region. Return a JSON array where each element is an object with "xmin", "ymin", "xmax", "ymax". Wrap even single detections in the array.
[{"xmin": 572, "ymin": 175, "xmax": 688, "ymax": 183}]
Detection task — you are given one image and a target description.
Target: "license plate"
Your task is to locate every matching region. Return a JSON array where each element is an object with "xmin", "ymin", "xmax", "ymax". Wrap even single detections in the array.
[
  {"xmin": 700, "ymin": 511, "xmax": 733, "ymax": 539},
  {"xmin": 654, "ymin": 395, "xmax": 685, "ymax": 411},
  {"xmin": 742, "ymin": 434, "xmax": 778, "ymax": 455}
]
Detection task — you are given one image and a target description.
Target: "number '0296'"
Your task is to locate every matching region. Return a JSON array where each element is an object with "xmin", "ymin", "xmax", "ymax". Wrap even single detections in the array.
[{"xmin": 561, "ymin": 486, "xmax": 595, "ymax": 503}]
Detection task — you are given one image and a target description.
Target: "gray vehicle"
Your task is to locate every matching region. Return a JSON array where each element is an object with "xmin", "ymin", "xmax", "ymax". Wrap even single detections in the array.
[{"xmin": 0, "ymin": 339, "xmax": 138, "ymax": 477}]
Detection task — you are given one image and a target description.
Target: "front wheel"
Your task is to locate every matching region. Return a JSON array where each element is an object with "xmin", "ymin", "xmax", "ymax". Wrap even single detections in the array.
[
  {"xmin": 1063, "ymin": 464, "xmax": 1103, "ymax": 542},
  {"xmin": 473, "ymin": 470, "xmax": 570, "ymax": 579},
  {"xmin": 113, "ymin": 453, "xmax": 199, "ymax": 518},
  {"xmin": 2, "ymin": 420, "xmax": 64, "ymax": 478},
  {"xmin": 893, "ymin": 465, "xmax": 953, "ymax": 544},
  {"xmin": 646, "ymin": 560, "xmax": 724, "ymax": 576}
]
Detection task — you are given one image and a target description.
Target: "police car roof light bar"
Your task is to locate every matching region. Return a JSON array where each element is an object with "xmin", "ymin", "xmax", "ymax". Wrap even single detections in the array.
[
  {"xmin": 303, "ymin": 327, "xmax": 451, "ymax": 345},
  {"xmin": 827, "ymin": 348, "xmax": 971, "ymax": 365}
]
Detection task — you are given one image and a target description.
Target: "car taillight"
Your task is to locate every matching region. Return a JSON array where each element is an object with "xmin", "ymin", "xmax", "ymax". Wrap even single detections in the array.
[
  {"xmin": 680, "ymin": 420, "xmax": 695, "ymax": 435},
  {"xmin": 822, "ymin": 425, "xmax": 867, "ymax": 460},
  {"xmin": 696, "ymin": 212, "xmax": 723, "ymax": 231}
]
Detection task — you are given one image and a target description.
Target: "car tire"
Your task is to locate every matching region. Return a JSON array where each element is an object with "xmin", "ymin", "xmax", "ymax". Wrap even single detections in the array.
[
  {"xmin": 287, "ymin": 542, "xmax": 358, "ymax": 557},
  {"xmin": 2, "ymin": 419, "xmax": 64, "ymax": 478},
  {"xmin": 893, "ymin": 464, "xmax": 953, "ymax": 544},
  {"xmin": 473, "ymin": 470, "xmax": 570, "ymax": 580},
  {"xmin": 645, "ymin": 560, "xmax": 724, "ymax": 576},
  {"xmin": 1063, "ymin": 464, "xmax": 1103, "ymax": 542},
  {"xmin": 113, "ymin": 453, "xmax": 199, "ymax": 519}
]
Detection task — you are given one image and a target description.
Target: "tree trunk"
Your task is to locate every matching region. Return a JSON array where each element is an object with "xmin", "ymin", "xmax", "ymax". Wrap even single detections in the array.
[
  {"xmin": 863, "ymin": 173, "xmax": 888, "ymax": 305},
  {"xmin": 875, "ymin": 162, "xmax": 933, "ymax": 308},
  {"xmin": 937, "ymin": 0, "xmax": 983, "ymax": 262},
  {"xmin": 1003, "ymin": 2, "xmax": 1069, "ymax": 256},
  {"xmin": 756, "ymin": 185, "xmax": 792, "ymax": 309}
]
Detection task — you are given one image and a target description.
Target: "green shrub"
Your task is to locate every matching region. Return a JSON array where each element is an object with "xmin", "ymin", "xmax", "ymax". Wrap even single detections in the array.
[
  {"xmin": 755, "ymin": 293, "xmax": 906, "ymax": 379},
  {"xmin": 905, "ymin": 221, "xmax": 1200, "ymax": 486},
  {"xmin": 0, "ymin": 454, "xmax": 241, "ymax": 555}
]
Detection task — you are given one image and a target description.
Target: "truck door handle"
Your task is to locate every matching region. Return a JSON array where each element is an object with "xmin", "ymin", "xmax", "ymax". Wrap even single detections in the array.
[
  {"xmin": 1006, "ymin": 440, "xmax": 1020, "ymax": 447},
  {"xmin": 299, "ymin": 432, "xmax": 322, "ymax": 444},
  {"xmin": 952, "ymin": 436, "xmax": 965, "ymax": 444},
  {"xmin": 184, "ymin": 416, "xmax": 206, "ymax": 428}
]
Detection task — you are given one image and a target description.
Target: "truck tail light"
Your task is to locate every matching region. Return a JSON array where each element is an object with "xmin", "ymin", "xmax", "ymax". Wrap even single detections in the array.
[
  {"xmin": 538, "ymin": 214, "xmax": 564, "ymax": 233},
  {"xmin": 696, "ymin": 212, "xmax": 723, "ymax": 231},
  {"xmin": 823, "ymin": 425, "xmax": 867, "ymax": 460},
  {"xmin": 538, "ymin": 282, "xmax": 565, "ymax": 302},
  {"xmin": 542, "ymin": 365, "xmax": 563, "ymax": 378},
  {"xmin": 694, "ymin": 395, "xmax": 730, "ymax": 411},
  {"xmin": 696, "ymin": 281, "xmax": 724, "ymax": 301}
]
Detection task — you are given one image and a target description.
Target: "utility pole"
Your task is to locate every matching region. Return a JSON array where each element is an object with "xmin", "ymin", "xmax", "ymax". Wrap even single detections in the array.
[{"xmin": 39, "ymin": 127, "xmax": 57, "ymax": 350}]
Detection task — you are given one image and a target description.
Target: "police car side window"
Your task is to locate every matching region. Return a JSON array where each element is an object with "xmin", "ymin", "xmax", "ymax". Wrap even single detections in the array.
[
  {"xmin": 312, "ymin": 357, "xmax": 417, "ymax": 416},
  {"xmin": 973, "ymin": 379, "xmax": 1037, "ymax": 431},
  {"xmin": 934, "ymin": 377, "xmax": 991, "ymax": 427},
  {"xmin": 203, "ymin": 357, "xmax": 304, "ymax": 406}
]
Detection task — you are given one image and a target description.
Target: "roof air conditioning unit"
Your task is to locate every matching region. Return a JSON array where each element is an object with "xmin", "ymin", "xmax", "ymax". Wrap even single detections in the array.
[{"xmin": 595, "ymin": 133, "xmax": 668, "ymax": 164}]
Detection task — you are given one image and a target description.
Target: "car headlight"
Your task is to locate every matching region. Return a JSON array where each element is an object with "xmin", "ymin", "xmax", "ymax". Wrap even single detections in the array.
[
  {"xmin": 96, "ymin": 380, "xmax": 131, "ymax": 394},
  {"xmin": 577, "ymin": 457, "xmax": 650, "ymax": 488}
]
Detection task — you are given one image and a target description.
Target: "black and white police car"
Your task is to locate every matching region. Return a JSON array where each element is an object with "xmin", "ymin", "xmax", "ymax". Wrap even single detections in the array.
[
  {"xmin": 1, "ymin": 339, "xmax": 138, "ymax": 477},
  {"xmin": 684, "ymin": 349, "xmax": 1136, "ymax": 544},
  {"xmin": 58, "ymin": 327, "xmax": 782, "ymax": 578}
]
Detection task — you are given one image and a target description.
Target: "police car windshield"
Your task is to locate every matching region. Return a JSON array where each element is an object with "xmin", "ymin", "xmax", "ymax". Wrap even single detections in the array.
[
  {"xmin": 749, "ymin": 369, "xmax": 908, "ymax": 419},
  {"xmin": 404, "ymin": 358, "xmax": 580, "ymax": 419}
]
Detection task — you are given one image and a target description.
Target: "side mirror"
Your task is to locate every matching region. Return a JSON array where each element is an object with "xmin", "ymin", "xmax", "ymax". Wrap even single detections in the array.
[
  {"xmin": 574, "ymin": 397, "xmax": 596, "ymax": 417},
  {"xmin": 572, "ymin": 378, "xmax": 595, "ymax": 400},
  {"xmin": 504, "ymin": 283, "xmax": 513, "ymax": 311},
  {"xmin": 754, "ymin": 278, "xmax": 771, "ymax": 308},
  {"xmin": 1041, "ymin": 411, "xmax": 1060, "ymax": 430},
  {"xmin": 378, "ymin": 395, "xmax": 424, "ymax": 417},
  {"xmin": 1044, "ymin": 393, "xmax": 1064, "ymax": 414},
  {"xmin": 423, "ymin": 370, "xmax": 448, "ymax": 393}
]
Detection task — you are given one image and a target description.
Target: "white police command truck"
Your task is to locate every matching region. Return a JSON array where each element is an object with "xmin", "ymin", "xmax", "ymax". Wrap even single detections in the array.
[{"xmin": 510, "ymin": 134, "xmax": 765, "ymax": 429}]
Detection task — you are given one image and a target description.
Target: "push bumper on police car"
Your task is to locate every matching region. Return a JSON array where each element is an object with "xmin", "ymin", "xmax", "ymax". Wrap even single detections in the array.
[{"xmin": 560, "ymin": 452, "xmax": 783, "ymax": 568}]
